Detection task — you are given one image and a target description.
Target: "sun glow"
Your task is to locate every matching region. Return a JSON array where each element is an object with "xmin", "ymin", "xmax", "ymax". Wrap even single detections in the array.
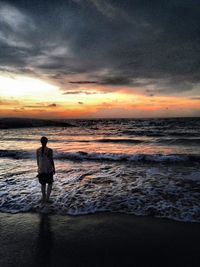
[{"xmin": 0, "ymin": 75, "xmax": 60, "ymax": 99}]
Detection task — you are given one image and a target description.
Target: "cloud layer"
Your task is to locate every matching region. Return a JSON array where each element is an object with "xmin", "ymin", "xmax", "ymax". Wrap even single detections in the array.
[{"xmin": 0, "ymin": 0, "xmax": 200, "ymax": 95}]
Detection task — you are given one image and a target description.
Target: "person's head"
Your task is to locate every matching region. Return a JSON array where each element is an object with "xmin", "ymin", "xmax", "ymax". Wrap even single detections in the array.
[{"xmin": 40, "ymin": 136, "xmax": 48, "ymax": 146}]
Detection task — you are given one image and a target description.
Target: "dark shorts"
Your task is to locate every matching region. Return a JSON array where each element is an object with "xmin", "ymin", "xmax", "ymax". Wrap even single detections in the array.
[{"xmin": 37, "ymin": 173, "xmax": 54, "ymax": 185}]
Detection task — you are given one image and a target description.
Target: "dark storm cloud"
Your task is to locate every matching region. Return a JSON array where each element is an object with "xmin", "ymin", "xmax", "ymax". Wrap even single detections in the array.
[
  {"xmin": 63, "ymin": 90, "xmax": 85, "ymax": 94},
  {"xmin": 1, "ymin": 0, "xmax": 200, "ymax": 94},
  {"xmin": 24, "ymin": 105, "xmax": 44, "ymax": 108},
  {"xmin": 63, "ymin": 90, "xmax": 100, "ymax": 95},
  {"xmin": 69, "ymin": 76, "xmax": 133, "ymax": 85},
  {"xmin": 48, "ymin": 103, "xmax": 57, "ymax": 107},
  {"xmin": 69, "ymin": 81, "xmax": 97, "ymax": 84},
  {"xmin": 190, "ymin": 97, "xmax": 200, "ymax": 100},
  {"xmin": 24, "ymin": 103, "xmax": 57, "ymax": 108}
]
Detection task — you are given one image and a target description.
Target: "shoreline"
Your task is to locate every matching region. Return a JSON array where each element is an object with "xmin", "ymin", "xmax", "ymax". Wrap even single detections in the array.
[{"xmin": 0, "ymin": 212, "xmax": 200, "ymax": 267}]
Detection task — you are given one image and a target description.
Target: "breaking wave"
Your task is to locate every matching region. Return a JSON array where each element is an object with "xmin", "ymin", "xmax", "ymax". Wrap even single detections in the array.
[
  {"xmin": 0, "ymin": 149, "xmax": 200, "ymax": 163},
  {"xmin": 0, "ymin": 161, "xmax": 200, "ymax": 222}
]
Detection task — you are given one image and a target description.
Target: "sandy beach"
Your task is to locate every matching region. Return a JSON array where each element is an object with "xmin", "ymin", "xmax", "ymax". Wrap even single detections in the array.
[{"xmin": 0, "ymin": 212, "xmax": 200, "ymax": 267}]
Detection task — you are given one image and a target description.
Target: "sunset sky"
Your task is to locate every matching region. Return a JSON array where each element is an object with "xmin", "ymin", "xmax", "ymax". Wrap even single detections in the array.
[{"xmin": 0, "ymin": 0, "xmax": 200, "ymax": 119}]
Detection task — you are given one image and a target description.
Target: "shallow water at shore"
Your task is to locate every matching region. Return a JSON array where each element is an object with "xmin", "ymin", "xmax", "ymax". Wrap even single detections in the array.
[
  {"xmin": 0, "ymin": 118, "xmax": 200, "ymax": 222},
  {"xmin": 0, "ymin": 158, "xmax": 200, "ymax": 222}
]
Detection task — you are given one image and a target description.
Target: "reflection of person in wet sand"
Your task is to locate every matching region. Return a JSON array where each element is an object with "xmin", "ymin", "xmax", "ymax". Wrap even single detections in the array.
[
  {"xmin": 36, "ymin": 136, "xmax": 55, "ymax": 203},
  {"xmin": 36, "ymin": 214, "xmax": 53, "ymax": 267}
]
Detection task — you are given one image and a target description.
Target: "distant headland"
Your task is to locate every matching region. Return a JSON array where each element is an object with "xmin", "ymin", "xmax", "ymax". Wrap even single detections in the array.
[{"xmin": 0, "ymin": 117, "xmax": 75, "ymax": 129}]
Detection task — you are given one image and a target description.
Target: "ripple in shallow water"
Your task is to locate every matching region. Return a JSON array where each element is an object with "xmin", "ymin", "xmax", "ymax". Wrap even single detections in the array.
[{"xmin": 0, "ymin": 160, "xmax": 200, "ymax": 222}]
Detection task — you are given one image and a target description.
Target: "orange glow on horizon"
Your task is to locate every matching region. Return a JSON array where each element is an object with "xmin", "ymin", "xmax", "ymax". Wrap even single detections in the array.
[{"xmin": 0, "ymin": 74, "xmax": 200, "ymax": 119}]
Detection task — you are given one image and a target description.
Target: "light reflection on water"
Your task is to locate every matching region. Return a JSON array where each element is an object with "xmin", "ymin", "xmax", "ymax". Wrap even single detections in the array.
[{"xmin": 0, "ymin": 127, "xmax": 198, "ymax": 155}]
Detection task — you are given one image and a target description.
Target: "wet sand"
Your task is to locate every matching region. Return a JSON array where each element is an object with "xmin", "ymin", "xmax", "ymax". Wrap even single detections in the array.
[{"xmin": 0, "ymin": 212, "xmax": 200, "ymax": 267}]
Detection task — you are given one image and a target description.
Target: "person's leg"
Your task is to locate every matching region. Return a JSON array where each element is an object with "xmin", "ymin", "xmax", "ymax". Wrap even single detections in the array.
[
  {"xmin": 46, "ymin": 184, "xmax": 52, "ymax": 201},
  {"xmin": 41, "ymin": 184, "xmax": 46, "ymax": 201}
]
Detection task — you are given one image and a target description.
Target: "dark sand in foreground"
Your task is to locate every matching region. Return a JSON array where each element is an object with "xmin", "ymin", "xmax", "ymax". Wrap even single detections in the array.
[{"xmin": 0, "ymin": 212, "xmax": 200, "ymax": 267}]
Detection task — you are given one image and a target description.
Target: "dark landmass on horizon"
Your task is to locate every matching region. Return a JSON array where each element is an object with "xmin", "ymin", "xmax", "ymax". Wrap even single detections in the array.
[
  {"xmin": 0, "ymin": 117, "xmax": 75, "ymax": 129},
  {"xmin": 0, "ymin": 116, "xmax": 199, "ymax": 129}
]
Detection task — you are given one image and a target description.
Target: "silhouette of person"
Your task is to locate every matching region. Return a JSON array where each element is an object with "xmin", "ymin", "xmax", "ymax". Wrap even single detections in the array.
[{"xmin": 36, "ymin": 136, "xmax": 55, "ymax": 202}]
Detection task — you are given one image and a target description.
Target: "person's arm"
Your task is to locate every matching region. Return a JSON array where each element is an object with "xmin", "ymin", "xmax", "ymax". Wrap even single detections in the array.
[
  {"xmin": 36, "ymin": 149, "xmax": 39, "ymax": 167},
  {"xmin": 49, "ymin": 149, "xmax": 55, "ymax": 174}
]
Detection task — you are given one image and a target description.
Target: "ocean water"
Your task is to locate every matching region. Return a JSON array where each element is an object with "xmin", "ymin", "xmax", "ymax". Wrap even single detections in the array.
[{"xmin": 0, "ymin": 117, "xmax": 200, "ymax": 222}]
